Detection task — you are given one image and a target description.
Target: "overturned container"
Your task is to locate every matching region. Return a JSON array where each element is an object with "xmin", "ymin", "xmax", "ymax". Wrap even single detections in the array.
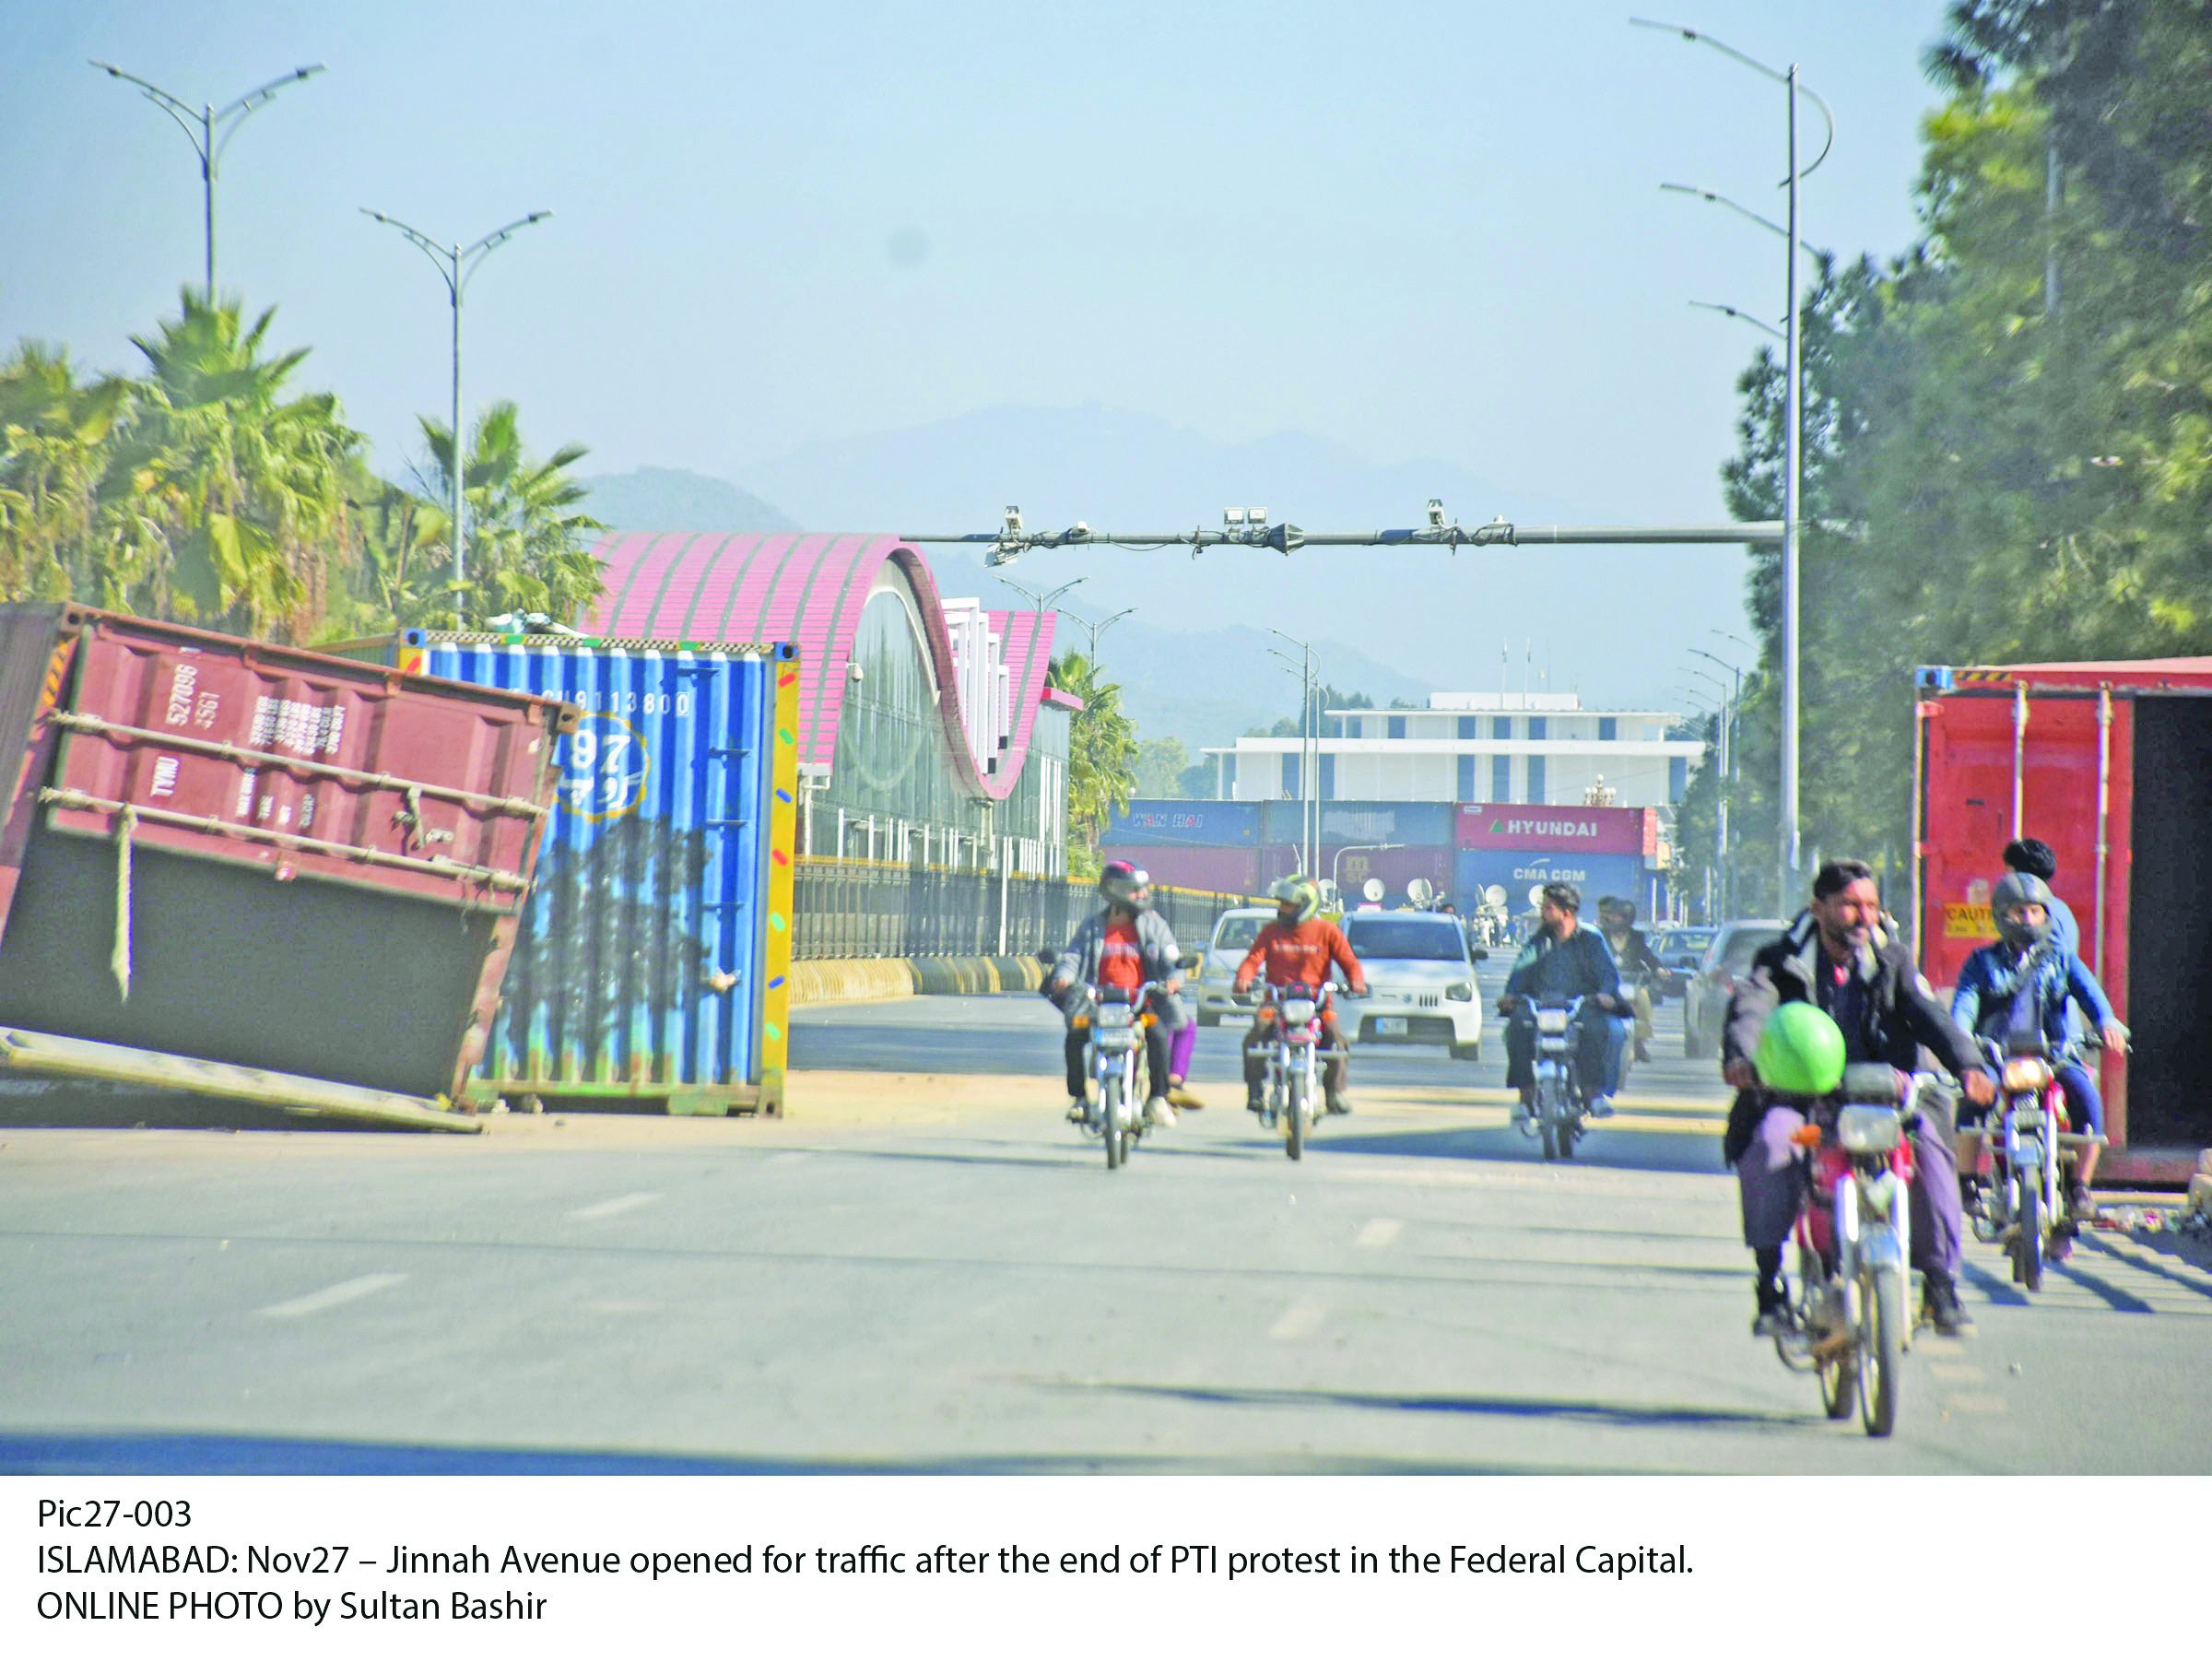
[
  {"xmin": 342, "ymin": 631, "xmax": 800, "ymax": 1116},
  {"xmin": 0, "ymin": 604, "xmax": 575, "ymax": 1129}
]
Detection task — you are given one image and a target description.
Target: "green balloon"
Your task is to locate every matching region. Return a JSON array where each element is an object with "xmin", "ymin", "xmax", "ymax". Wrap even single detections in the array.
[{"xmin": 1754, "ymin": 1000, "xmax": 1847, "ymax": 1095}]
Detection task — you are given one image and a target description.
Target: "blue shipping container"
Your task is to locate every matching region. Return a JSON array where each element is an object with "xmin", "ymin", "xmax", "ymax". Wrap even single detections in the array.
[
  {"xmin": 1262, "ymin": 800, "xmax": 1454, "ymax": 848},
  {"xmin": 1107, "ymin": 799, "xmax": 1262, "ymax": 848},
  {"xmin": 374, "ymin": 631, "xmax": 799, "ymax": 1114},
  {"xmin": 1453, "ymin": 848, "xmax": 1644, "ymax": 914}
]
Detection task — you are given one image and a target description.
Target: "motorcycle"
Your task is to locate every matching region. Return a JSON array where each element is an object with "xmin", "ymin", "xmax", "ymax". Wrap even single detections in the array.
[
  {"xmin": 1074, "ymin": 981, "xmax": 1164, "ymax": 1171},
  {"xmin": 1771, "ymin": 1065, "xmax": 1924, "ymax": 1439},
  {"xmin": 1511, "ymin": 994, "xmax": 1594, "ymax": 1161},
  {"xmin": 1247, "ymin": 981, "xmax": 1342, "ymax": 1161},
  {"xmin": 1969, "ymin": 1030, "xmax": 2093, "ymax": 1291}
]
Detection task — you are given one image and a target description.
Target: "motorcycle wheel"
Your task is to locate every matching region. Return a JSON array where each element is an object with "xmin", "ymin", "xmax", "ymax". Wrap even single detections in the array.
[
  {"xmin": 1860, "ymin": 1266, "xmax": 1903, "ymax": 1438},
  {"xmin": 1285, "ymin": 1078, "xmax": 1307, "ymax": 1161},
  {"xmin": 1558, "ymin": 1115, "xmax": 1578, "ymax": 1161},
  {"xmin": 1101, "ymin": 1076, "xmax": 1124, "ymax": 1172},
  {"xmin": 1805, "ymin": 1248, "xmax": 1857, "ymax": 1420},
  {"xmin": 2016, "ymin": 1165, "xmax": 2044, "ymax": 1291}
]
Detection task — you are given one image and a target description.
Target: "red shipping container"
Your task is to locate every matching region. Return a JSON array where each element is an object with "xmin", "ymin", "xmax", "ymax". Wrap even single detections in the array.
[
  {"xmin": 0, "ymin": 605, "xmax": 573, "ymax": 1114},
  {"xmin": 1111, "ymin": 843, "xmax": 1263, "ymax": 898},
  {"xmin": 1914, "ymin": 658, "xmax": 2212, "ymax": 1170},
  {"xmin": 1454, "ymin": 802, "xmax": 1654, "ymax": 855}
]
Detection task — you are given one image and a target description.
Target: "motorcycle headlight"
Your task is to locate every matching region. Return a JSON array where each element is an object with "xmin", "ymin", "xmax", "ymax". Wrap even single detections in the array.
[
  {"xmin": 1836, "ymin": 1104, "xmax": 1901, "ymax": 1155},
  {"xmin": 1096, "ymin": 1003, "xmax": 1135, "ymax": 1029},
  {"xmin": 1535, "ymin": 1008, "xmax": 1570, "ymax": 1032},
  {"xmin": 1281, "ymin": 998, "xmax": 1317, "ymax": 1025},
  {"xmin": 2002, "ymin": 1057, "xmax": 2052, "ymax": 1094},
  {"xmin": 1445, "ymin": 982, "xmax": 1474, "ymax": 1002}
]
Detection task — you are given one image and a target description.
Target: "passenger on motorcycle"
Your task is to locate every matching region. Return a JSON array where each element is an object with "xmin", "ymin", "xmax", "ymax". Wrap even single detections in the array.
[
  {"xmin": 2001, "ymin": 837, "xmax": 2080, "ymax": 957},
  {"xmin": 1950, "ymin": 870, "xmax": 2126, "ymax": 1217},
  {"xmin": 1502, "ymin": 883, "xmax": 1629, "ymax": 1119},
  {"xmin": 1724, "ymin": 860, "xmax": 1995, "ymax": 1338},
  {"xmin": 1596, "ymin": 896, "xmax": 1665, "ymax": 1066},
  {"xmin": 1232, "ymin": 877, "xmax": 1368, "ymax": 1117},
  {"xmin": 1049, "ymin": 861, "xmax": 1184, "ymax": 1130}
]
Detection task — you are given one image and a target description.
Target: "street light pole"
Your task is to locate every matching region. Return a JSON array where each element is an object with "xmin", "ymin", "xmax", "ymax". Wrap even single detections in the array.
[
  {"xmin": 1636, "ymin": 17, "xmax": 1833, "ymax": 912},
  {"xmin": 1060, "ymin": 603, "xmax": 1135, "ymax": 666},
  {"xmin": 1270, "ymin": 631, "xmax": 1319, "ymax": 878},
  {"xmin": 361, "ymin": 208, "xmax": 552, "ymax": 604},
  {"xmin": 91, "ymin": 60, "xmax": 325, "ymax": 297}
]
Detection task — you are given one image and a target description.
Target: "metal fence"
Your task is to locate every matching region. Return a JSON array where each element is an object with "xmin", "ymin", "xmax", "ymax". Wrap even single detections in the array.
[{"xmin": 794, "ymin": 857, "xmax": 1259, "ymax": 961}]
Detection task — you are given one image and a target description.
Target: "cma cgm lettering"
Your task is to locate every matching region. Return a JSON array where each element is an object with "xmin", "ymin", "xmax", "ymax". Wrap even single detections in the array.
[{"xmin": 1453, "ymin": 849, "xmax": 1643, "ymax": 911}]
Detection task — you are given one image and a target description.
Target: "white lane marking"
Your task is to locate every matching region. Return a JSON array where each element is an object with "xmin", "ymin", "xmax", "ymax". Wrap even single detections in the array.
[
  {"xmin": 1944, "ymin": 1393, "xmax": 2008, "ymax": 1415},
  {"xmin": 1928, "ymin": 1362, "xmax": 1986, "ymax": 1384},
  {"xmin": 1354, "ymin": 1218, "xmax": 1404, "ymax": 1250},
  {"xmin": 1269, "ymin": 1299, "xmax": 1328, "ymax": 1341},
  {"xmin": 258, "ymin": 1273, "xmax": 406, "ymax": 1319},
  {"xmin": 570, "ymin": 1191, "xmax": 662, "ymax": 1222}
]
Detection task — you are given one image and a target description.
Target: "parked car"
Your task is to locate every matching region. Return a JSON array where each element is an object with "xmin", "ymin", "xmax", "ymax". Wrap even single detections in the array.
[
  {"xmin": 1194, "ymin": 907, "xmax": 1276, "ymax": 1026},
  {"xmin": 1648, "ymin": 925, "xmax": 1717, "ymax": 999},
  {"xmin": 1681, "ymin": 919, "xmax": 1786, "ymax": 1059},
  {"xmin": 1335, "ymin": 911, "xmax": 1488, "ymax": 1060}
]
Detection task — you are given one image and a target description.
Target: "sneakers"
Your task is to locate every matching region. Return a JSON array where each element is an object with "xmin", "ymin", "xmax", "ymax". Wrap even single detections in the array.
[
  {"xmin": 1325, "ymin": 1093, "xmax": 1353, "ymax": 1117},
  {"xmin": 1246, "ymin": 1091, "xmax": 1267, "ymax": 1116},
  {"xmin": 1143, "ymin": 1095, "xmax": 1175, "ymax": 1128},
  {"xmin": 1924, "ymin": 1273, "xmax": 1971, "ymax": 1337},
  {"xmin": 1633, "ymin": 1041, "xmax": 1652, "ymax": 1065},
  {"xmin": 1752, "ymin": 1280, "xmax": 1790, "ymax": 1338},
  {"xmin": 1166, "ymin": 1079, "xmax": 1203, "ymax": 1110},
  {"xmin": 1065, "ymin": 1100, "xmax": 1088, "ymax": 1125},
  {"xmin": 1587, "ymin": 1094, "xmax": 1615, "ymax": 1119},
  {"xmin": 2067, "ymin": 1185, "xmax": 2096, "ymax": 1222}
]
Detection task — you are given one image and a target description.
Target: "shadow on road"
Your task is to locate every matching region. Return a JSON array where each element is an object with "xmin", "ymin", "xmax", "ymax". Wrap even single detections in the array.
[
  {"xmin": 0, "ymin": 1429, "xmax": 1670, "ymax": 1476},
  {"xmin": 1317, "ymin": 1121, "xmax": 1726, "ymax": 1178},
  {"xmin": 1052, "ymin": 1381, "xmax": 1811, "ymax": 1432}
]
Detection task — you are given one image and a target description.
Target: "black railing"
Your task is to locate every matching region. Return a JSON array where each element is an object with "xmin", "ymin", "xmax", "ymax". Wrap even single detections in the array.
[{"xmin": 793, "ymin": 857, "xmax": 1258, "ymax": 961}]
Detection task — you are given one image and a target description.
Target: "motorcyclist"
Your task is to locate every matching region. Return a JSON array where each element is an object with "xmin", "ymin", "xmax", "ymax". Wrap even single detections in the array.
[
  {"xmin": 1233, "ymin": 876, "xmax": 1368, "ymax": 1118},
  {"xmin": 1501, "ymin": 882, "xmax": 1629, "ymax": 1119},
  {"xmin": 1724, "ymin": 859, "xmax": 1995, "ymax": 1338},
  {"xmin": 1596, "ymin": 896, "xmax": 1665, "ymax": 1066},
  {"xmin": 1950, "ymin": 870, "xmax": 2126, "ymax": 1220},
  {"xmin": 1050, "ymin": 860, "xmax": 1183, "ymax": 1130}
]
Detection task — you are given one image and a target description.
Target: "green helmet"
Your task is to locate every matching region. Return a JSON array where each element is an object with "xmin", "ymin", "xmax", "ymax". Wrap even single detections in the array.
[
  {"xmin": 1753, "ymin": 1001, "xmax": 1847, "ymax": 1096},
  {"xmin": 1269, "ymin": 876, "xmax": 1321, "ymax": 924}
]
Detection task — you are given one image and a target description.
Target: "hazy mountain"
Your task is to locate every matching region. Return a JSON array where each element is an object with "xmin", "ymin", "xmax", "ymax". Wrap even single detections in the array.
[
  {"xmin": 737, "ymin": 403, "xmax": 1749, "ymax": 718},
  {"xmin": 579, "ymin": 466, "xmax": 796, "ymax": 533}
]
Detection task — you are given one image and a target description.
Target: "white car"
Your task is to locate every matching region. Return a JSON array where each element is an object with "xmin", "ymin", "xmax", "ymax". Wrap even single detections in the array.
[
  {"xmin": 1194, "ymin": 907, "xmax": 1275, "ymax": 1026},
  {"xmin": 1336, "ymin": 911, "xmax": 1488, "ymax": 1060}
]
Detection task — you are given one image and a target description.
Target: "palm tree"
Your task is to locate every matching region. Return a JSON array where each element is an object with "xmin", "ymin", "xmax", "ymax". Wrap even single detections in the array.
[
  {"xmin": 100, "ymin": 290, "xmax": 361, "ymax": 639},
  {"xmin": 0, "ymin": 341, "xmax": 129, "ymax": 602},
  {"xmin": 1051, "ymin": 648, "xmax": 1137, "ymax": 867},
  {"xmin": 415, "ymin": 400, "xmax": 603, "ymax": 628}
]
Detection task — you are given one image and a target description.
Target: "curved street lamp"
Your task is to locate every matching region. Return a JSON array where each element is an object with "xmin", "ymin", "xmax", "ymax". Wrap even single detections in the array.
[
  {"xmin": 361, "ymin": 207, "xmax": 553, "ymax": 600},
  {"xmin": 1635, "ymin": 16, "xmax": 1833, "ymax": 909},
  {"xmin": 90, "ymin": 60, "xmax": 325, "ymax": 296}
]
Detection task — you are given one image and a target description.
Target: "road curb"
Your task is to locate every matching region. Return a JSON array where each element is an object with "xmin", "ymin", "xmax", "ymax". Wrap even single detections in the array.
[{"xmin": 787, "ymin": 957, "xmax": 1050, "ymax": 1008}]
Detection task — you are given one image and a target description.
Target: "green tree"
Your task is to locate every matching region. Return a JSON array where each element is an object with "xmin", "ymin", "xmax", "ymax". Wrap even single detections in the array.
[
  {"xmin": 1052, "ymin": 648, "xmax": 1137, "ymax": 869},
  {"xmin": 1134, "ymin": 735, "xmax": 1189, "ymax": 797},
  {"xmin": 415, "ymin": 400, "xmax": 603, "ymax": 629},
  {"xmin": 0, "ymin": 342, "xmax": 129, "ymax": 603}
]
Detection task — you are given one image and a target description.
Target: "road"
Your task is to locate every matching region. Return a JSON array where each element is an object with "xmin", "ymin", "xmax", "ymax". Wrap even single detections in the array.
[{"xmin": 3, "ymin": 967, "xmax": 2207, "ymax": 1473}]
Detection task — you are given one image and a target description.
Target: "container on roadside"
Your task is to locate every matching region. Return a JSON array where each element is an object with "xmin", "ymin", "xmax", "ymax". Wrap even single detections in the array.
[
  {"xmin": 339, "ymin": 631, "xmax": 800, "ymax": 1116},
  {"xmin": 0, "ymin": 603, "xmax": 574, "ymax": 1127},
  {"xmin": 1914, "ymin": 656, "xmax": 2212, "ymax": 1175}
]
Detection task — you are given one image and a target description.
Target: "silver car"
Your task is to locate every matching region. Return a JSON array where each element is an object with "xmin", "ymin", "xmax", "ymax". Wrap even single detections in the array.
[
  {"xmin": 1194, "ymin": 907, "xmax": 1276, "ymax": 1026},
  {"xmin": 1336, "ymin": 911, "xmax": 1488, "ymax": 1060}
]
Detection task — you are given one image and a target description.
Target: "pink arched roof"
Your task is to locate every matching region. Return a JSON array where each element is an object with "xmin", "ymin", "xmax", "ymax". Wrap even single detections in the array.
[{"xmin": 582, "ymin": 532, "xmax": 1060, "ymax": 801}]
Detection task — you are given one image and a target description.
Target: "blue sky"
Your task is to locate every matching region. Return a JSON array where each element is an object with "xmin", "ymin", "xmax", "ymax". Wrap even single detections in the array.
[{"xmin": 6, "ymin": 1, "xmax": 1954, "ymax": 533}]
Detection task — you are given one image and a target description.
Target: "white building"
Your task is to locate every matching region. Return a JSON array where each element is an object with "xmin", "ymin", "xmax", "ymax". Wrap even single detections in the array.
[{"xmin": 1205, "ymin": 692, "xmax": 1702, "ymax": 807}]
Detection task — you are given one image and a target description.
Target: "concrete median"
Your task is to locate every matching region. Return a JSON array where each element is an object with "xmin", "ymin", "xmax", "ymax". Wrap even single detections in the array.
[{"xmin": 786, "ymin": 956, "xmax": 1052, "ymax": 1008}]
